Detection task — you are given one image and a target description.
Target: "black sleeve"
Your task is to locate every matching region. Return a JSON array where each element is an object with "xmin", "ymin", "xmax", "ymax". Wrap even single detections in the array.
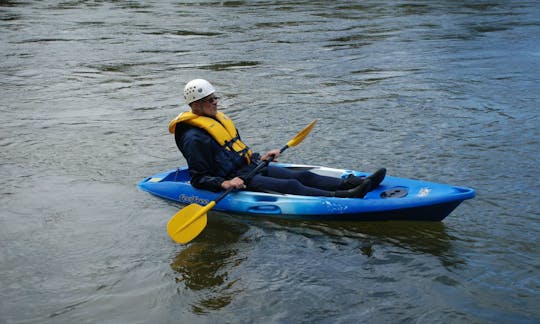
[{"xmin": 175, "ymin": 126, "xmax": 225, "ymax": 192}]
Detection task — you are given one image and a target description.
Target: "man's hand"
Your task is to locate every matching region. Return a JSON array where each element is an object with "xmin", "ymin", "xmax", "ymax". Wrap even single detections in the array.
[
  {"xmin": 261, "ymin": 149, "xmax": 281, "ymax": 162},
  {"xmin": 221, "ymin": 177, "xmax": 246, "ymax": 190}
]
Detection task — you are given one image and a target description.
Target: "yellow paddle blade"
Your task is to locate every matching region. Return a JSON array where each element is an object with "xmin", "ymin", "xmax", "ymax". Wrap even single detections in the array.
[
  {"xmin": 167, "ymin": 202, "xmax": 214, "ymax": 244},
  {"xmin": 286, "ymin": 119, "xmax": 317, "ymax": 147}
]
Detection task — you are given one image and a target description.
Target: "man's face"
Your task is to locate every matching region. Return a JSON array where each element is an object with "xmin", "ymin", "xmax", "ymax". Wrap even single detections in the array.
[{"xmin": 198, "ymin": 94, "xmax": 219, "ymax": 117}]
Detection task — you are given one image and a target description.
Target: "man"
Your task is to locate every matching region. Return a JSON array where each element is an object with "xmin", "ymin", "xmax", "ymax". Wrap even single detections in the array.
[{"xmin": 169, "ymin": 79, "xmax": 386, "ymax": 198}]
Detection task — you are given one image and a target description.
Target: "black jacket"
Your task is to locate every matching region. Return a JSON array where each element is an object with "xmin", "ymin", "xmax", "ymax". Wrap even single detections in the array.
[{"xmin": 174, "ymin": 123, "xmax": 259, "ymax": 192}]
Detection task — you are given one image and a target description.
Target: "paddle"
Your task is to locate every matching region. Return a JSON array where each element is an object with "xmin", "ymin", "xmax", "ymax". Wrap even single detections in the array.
[{"xmin": 166, "ymin": 119, "xmax": 318, "ymax": 244}]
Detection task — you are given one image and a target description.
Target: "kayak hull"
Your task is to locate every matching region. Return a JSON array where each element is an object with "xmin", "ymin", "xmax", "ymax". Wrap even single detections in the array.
[{"xmin": 138, "ymin": 164, "xmax": 475, "ymax": 221}]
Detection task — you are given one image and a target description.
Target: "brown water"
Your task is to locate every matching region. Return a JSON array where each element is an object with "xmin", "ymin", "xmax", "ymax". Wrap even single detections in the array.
[{"xmin": 1, "ymin": 1, "xmax": 539, "ymax": 323}]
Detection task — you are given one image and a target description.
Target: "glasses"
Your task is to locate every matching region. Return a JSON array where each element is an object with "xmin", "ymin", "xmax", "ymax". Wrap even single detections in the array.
[{"xmin": 202, "ymin": 95, "xmax": 219, "ymax": 103}]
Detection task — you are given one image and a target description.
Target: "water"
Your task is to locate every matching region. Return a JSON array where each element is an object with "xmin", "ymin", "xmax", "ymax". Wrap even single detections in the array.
[{"xmin": 1, "ymin": 0, "xmax": 539, "ymax": 322}]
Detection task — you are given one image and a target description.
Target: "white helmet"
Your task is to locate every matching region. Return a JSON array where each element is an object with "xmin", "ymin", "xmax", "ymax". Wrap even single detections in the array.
[{"xmin": 183, "ymin": 79, "xmax": 216, "ymax": 104}]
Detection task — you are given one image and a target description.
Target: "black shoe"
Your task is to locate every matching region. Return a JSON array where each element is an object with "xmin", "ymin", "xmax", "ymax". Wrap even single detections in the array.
[
  {"xmin": 340, "ymin": 174, "xmax": 366, "ymax": 190},
  {"xmin": 366, "ymin": 168, "xmax": 386, "ymax": 189},
  {"xmin": 341, "ymin": 168, "xmax": 386, "ymax": 190},
  {"xmin": 334, "ymin": 179, "xmax": 372, "ymax": 198}
]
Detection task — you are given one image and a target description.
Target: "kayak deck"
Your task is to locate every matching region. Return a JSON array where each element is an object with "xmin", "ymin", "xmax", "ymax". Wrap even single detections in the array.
[{"xmin": 138, "ymin": 164, "xmax": 475, "ymax": 221}]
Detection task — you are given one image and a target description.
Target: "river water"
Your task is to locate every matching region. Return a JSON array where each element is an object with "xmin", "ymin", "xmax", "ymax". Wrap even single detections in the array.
[{"xmin": 1, "ymin": 1, "xmax": 539, "ymax": 323}]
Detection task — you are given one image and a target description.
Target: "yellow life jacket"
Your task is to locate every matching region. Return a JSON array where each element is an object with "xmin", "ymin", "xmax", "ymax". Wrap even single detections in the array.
[{"xmin": 169, "ymin": 111, "xmax": 252, "ymax": 164}]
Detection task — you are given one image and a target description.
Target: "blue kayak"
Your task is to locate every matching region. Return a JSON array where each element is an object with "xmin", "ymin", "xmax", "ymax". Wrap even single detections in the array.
[{"xmin": 138, "ymin": 164, "xmax": 475, "ymax": 221}]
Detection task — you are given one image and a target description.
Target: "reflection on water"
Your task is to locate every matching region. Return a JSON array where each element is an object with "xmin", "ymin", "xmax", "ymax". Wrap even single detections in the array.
[
  {"xmin": 171, "ymin": 211, "xmax": 462, "ymax": 311},
  {"xmin": 170, "ymin": 215, "xmax": 248, "ymax": 314},
  {"xmin": 239, "ymin": 216, "xmax": 460, "ymax": 267},
  {"xmin": 170, "ymin": 212, "xmax": 469, "ymax": 322},
  {"xmin": 342, "ymin": 221, "xmax": 460, "ymax": 268}
]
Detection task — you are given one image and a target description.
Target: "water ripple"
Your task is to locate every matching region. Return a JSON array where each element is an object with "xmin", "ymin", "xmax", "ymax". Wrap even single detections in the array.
[{"xmin": 1, "ymin": 0, "xmax": 539, "ymax": 322}]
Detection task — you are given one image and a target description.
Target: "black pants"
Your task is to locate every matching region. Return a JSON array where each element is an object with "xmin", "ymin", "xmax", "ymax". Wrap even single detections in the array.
[{"xmin": 247, "ymin": 165, "xmax": 344, "ymax": 196}]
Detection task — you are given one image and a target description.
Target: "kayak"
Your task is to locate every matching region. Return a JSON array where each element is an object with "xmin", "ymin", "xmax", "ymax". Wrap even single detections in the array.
[{"xmin": 138, "ymin": 163, "xmax": 475, "ymax": 221}]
